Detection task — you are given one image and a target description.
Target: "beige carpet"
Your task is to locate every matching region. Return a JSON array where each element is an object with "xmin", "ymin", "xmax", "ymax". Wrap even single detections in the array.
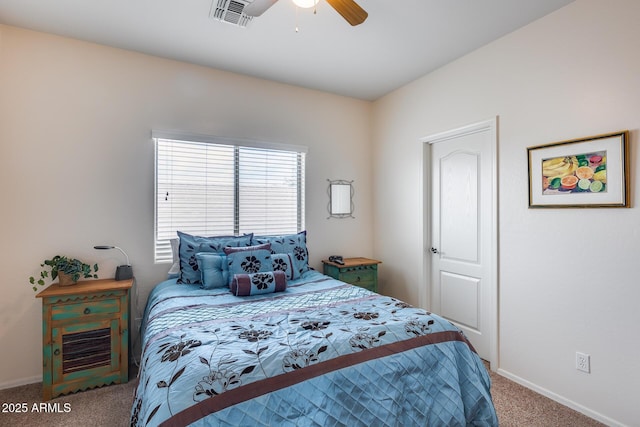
[
  {"xmin": 0, "ymin": 369, "xmax": 605, "ymax": 426},
  {"xmin": 0, "ymin": 380, "xmax": 135, "ymax": 427},
  {"xmin": 488, "ymin": 370, "xmax": 604, "ymax": 427}
]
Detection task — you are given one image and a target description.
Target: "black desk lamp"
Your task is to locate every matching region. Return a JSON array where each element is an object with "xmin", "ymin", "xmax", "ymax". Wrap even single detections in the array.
[{"xmin": 94, "ymin": 245, "xmax": 133, "ymax": 280}]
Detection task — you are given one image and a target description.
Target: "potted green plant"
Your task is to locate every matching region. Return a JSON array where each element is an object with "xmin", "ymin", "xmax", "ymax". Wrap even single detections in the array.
[{"xmin": 29, "ymin": 255, "xmax": 99, "ymax": 291}]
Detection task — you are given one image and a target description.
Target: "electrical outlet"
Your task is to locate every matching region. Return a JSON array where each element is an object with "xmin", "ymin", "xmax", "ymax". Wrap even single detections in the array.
[{"xmin": 576, "ymin": 352, "xmax": 590, "ymax": 373}]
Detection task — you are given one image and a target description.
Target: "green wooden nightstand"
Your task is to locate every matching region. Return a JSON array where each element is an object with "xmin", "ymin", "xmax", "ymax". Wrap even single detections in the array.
[
  {"xmin": 36, "ymin": 278, "xmax": 133, "ymax": 400},
  {"xmin": 322, "ymin": 257, "xmax": 381, "ymax": 292}
]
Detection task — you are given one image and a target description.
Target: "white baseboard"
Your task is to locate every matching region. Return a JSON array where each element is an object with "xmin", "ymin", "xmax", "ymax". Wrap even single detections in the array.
[
  {"xmin": 496, "ymin": 368, "xmax": 626, "ymax": 427},
  {"xmin": 0, "ymin": 375, "xmax": 42, "ymax": 391}
]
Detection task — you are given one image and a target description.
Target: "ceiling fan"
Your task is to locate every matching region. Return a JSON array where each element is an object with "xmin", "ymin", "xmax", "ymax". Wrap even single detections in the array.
[{"xmin": 243, "ymin": 0, "xmax": 368, "ymax": 26}]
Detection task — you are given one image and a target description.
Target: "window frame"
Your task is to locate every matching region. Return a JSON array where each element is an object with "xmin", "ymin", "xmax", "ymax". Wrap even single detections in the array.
[{"xmin": 152, "ymin": 130, "xmax": 307, "ymax": 263}]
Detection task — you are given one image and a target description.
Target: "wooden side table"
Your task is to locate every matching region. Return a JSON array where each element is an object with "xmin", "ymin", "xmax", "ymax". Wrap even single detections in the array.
[
  {"xmin": 36, "ymin": 278, "xmax": 133, "ymax": 400},
  {"xmin": 322, "ymin": 257, "xmax": 382, "ymax": 292}
]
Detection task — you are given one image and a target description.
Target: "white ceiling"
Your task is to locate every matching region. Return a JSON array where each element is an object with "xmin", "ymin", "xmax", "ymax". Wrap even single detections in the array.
[{"xmin": 0, "ymin": 0, "xmax": 574, "ymax": 100}]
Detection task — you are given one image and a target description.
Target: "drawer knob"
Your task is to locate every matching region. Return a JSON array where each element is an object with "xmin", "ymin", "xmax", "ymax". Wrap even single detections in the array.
[
  {"xmin": 54, "ymin": 349, "xmax": 60, "ymax": 356},
  {"xmin": 84, "ymin": 308, "xmax": 91, "ymax": 315},
  {"xmin": 355, "ymin": 276, "xmax": 361, "ymax": 282}
]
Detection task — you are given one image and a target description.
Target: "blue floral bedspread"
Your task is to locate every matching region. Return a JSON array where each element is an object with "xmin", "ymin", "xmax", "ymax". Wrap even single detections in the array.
[{"xmin": 131, "ymin": 271, "xmax": 497, "ymax": 426}]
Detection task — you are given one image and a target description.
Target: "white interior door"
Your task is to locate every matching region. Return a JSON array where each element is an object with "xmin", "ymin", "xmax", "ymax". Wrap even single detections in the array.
[{"xmin": 423, "ymin": 119, "xmax": 497, "ymax": 367}]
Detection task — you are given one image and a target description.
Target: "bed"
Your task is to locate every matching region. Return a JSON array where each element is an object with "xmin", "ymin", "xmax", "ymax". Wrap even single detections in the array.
[{"xmin": 130, "ymin": 232, "xmax": 497, "ymax": 426}]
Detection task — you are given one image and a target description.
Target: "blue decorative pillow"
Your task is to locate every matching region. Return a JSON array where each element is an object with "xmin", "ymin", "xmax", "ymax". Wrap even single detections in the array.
[
  {"xmin": 177, "ymin": 231, "xmax": 253, "ymax": 284},
  {"xmin": 224, "ymin": 243, "xmax": 273, "ymax": 286},
  {"xmin": 253, "ymin": 231, "xmax": 309, "ymax": 278},
  {"xmin": 231, "ymin": 271, "xmax": 287, "ymax": 296},
  {"xmin": 271, "ymin": 253, "xmax": 297, "ymax": 280},
  {"xmin": 196, "ymin": 253, "xmax": 228, "ymax": 289}
]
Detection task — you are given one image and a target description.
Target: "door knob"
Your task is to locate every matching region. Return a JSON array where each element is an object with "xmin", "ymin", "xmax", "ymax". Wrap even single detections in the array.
[{"xmin": 430, "ymin": 247, "xmax": 439, "ymax": 254}]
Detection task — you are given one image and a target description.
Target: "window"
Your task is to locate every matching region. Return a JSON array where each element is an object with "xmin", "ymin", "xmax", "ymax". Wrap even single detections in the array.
[{"xmin": 153, "ymin": 132, "xmax": 306, "ymax": 263}]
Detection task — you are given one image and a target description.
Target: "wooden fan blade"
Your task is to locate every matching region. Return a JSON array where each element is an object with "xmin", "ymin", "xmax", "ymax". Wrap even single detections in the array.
[
  {"xmin": 243, "ymin": 0, "xmax": 279, "ymax": 17},
  {"xmin": 325, "ymin": 0, "xmax": 368, "ymax": 26}
]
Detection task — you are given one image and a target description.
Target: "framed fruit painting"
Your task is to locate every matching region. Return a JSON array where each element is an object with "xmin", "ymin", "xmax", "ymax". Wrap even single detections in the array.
[{"xmin": 528, "ymin": 131, "xmax": 629, "ymax": 208}]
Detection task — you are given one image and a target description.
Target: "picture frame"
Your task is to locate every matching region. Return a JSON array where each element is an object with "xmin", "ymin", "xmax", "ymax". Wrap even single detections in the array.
[{"xmin": 527, "ymin": 130, "xmax": 629, "ymax": 208}]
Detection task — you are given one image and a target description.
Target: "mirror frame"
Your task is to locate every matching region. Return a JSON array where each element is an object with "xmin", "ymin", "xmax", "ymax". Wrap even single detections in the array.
[{"xmin": 327, "ymin": 179, "xmax": 354, "ymax": 219}]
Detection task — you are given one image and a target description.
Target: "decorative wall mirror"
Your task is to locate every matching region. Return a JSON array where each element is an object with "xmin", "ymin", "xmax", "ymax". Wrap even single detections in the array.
[{"xmin": 327, "ymin": 179, "xmax": 354, "ymax": 219}]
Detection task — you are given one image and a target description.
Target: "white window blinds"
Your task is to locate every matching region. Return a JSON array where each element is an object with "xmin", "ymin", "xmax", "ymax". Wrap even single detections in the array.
[{"xmin": 154, "ymin": 134, "xmax": 306, "ymax": 263}]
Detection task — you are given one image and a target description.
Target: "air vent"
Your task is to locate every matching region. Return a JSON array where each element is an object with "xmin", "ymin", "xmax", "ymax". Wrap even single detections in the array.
[{"xmin": 210, "ymin": 0, "xmax": 254, "ymax": 27}]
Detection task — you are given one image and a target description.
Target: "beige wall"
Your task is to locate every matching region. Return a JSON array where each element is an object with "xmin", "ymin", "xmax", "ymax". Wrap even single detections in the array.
[
  {"xmin": 0, "ymin": 25, "xmax": 373, "ymax": 387},
  {"xmin": 372, "ymin": 0, "xmax": 640, "ymax": 425}
]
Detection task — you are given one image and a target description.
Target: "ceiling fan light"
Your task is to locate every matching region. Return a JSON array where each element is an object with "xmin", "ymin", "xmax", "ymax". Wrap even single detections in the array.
[{"xmin": 292, "ymin": 0, "xmax": 319, "ymax": 8}]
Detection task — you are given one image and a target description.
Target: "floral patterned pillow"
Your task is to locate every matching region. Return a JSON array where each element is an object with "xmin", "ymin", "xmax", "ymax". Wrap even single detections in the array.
[
  {"xmin": 177, "ymin": 231, "xmax": 253, "ymax": 284},
  {"xmin": 252, "ymin": 231, "xmax": 309, "ymax": 278},
  {"xmin": 271, "ymin": 253, "xmax": 297, "ymax": 280},
  {"xmin": 231, "ymin": 271, "xmax": 287, "ymax": 296},
  {"xmin": 224, "ymin": 243, "xmax": 273, "ymax": 286}
]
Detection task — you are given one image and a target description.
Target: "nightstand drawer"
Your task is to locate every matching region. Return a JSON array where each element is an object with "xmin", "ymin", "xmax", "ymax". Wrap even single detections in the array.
[
  {"xmin": 322, "ymin": 258, "xmax": 381, "ymax": 293},
  {"xmin": 52, "ymin": 298, "xmax": 120, "ymax": 321},
  {"xmin": 339, "ymin": 267, "xmax": 376, "ymax": 284}
]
